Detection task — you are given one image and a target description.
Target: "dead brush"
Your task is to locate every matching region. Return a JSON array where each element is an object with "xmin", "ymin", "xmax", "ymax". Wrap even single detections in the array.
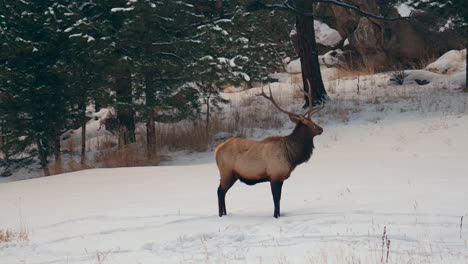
[
  {"xmin": 0, "ymin": 229, "xmax": 13, "ymax": 243},
  {"xmin": 63, "ymin": 136, "xmax": 77, "ymax": 154},
  {"xmin": 156, "ymin": 112, "xmax": 243, "ymax": 153},
  {"xmin": 335, "ymin": 58, "xmax": 376, "ymax": 79},
  {"xmin": 156, "ymin": 102, "xmax": 287, "ymax": 153},
  {"xmin": 291, "ymin": 85, "xmax": 306, "ymax": 102},
  {"xmin": 51, "ymin": 160, "xmax": 64, "ymax": 175},
  {"xmin": 380, "ymin": 226, "xmax": 391, "ymax": 263},
  {"xmin": 322, "ymin": 103, "xmax": 350, "ymax": 123},
  {"xmin": 96, "ymin": 137, "xmax": 117, "ymax": 151},
  {"xmin": 389, "ymin": 70, "xmax": 409, "ymax": 85},
  {"xmin": 290, "ymin": 73, "xmax": 302, "ymax": 85},
  {"xmin": 327, "ymin": 81, "xmax": 339, "ymax": 95},
  {"xmin": 0, "ymin": 228, "xmax": 29, "ymax": 244},
  {"xmin": 65, "ymin": 159, "xmax": 92, "ymax": 173},
  {"xmin": 239, "ymin": 95, "xmax": 258, "ymax": 108},
  {"xmin": 155, "ymin": 89, "xmax": 291, "ymax": 153},
  {"xmin": 157, "ymin": 121, "xmax": 213, "ymax": 152},
  {"xmin": 94, "ymin": 144, "xmax": 159, "ymax": 168},
  {"xmin": 409, "ymin": 54, "xmax": 438, "ymax": 70}
]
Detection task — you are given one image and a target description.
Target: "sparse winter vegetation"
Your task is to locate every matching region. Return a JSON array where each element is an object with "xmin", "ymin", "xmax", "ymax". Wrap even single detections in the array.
[
  {"xmin": 0, "ymin": 0, "xmax": 467, "ymax": 263},
  {"xmin": 389, "ymin": 70, "xmax": 409, "ymax": 85},
  {"xmin": 0, "ymin": 228, "xmax": 29, "ymax": 244}
]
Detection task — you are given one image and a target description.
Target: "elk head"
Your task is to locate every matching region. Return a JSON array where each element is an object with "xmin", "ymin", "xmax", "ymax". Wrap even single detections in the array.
[{"xmin": 256, "ymin": 84, "xmax": 324, "ymax": 137}]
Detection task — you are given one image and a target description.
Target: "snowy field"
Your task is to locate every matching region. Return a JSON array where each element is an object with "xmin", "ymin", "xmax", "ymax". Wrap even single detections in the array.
[{"xmin": 1, "ymin": 50, "xmax": 467, "ymax": 263}]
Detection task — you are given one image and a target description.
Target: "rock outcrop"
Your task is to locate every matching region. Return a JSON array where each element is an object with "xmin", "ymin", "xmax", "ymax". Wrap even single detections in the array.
[{"xmin": 314, "ymin": 0, "xmax": 463, "ymax": 71}]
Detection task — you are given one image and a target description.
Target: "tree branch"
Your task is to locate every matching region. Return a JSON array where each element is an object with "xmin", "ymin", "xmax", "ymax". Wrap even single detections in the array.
[
  {"xmin": 190, "ymin": 13, "xmax": 235, "ymax": 28},
  {"xmin": 157, "ymin": 52, "xmax": 185, "ymax": 62},
  {"xmin": 247, "ymin": 0, "xmax": 412, "ymax": 21},
  {"xmin": 246, "ymin": 0, "xmax": 298, "ymax": 13},
  {"xmin": 315, "ymin": 0, "xmax": 411, "ymax": 21}
]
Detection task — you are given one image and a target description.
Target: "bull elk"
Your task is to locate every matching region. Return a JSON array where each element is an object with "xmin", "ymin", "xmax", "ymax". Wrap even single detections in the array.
[{"xmin": 215, "ymin": 85, "xmax": 323, "ymax": 218}]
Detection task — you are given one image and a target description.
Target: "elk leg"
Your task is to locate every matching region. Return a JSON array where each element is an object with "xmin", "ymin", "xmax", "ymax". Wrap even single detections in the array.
[
  {"xmin": 218, "ymin": 175, "xmax": 237, "ymax": 217},
  {"xmin": 270, "ymin": 181, "xmax": 284, "ymax": 218},
  {"xmin": 217, "ymin": 185, "xmax": 225, "ymax": 217}
]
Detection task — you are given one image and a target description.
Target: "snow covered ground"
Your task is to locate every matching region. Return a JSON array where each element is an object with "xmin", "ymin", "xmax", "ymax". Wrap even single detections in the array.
[{"xmin": 1, "ymin": 50, "xmax": 467, "ymax": 263}]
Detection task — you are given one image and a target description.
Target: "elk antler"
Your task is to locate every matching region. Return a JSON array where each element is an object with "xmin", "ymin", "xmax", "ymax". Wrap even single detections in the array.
[
  {"xmin": 302, "ymin": 79, "xmax": 324, "ymax": 118},
  {"xmin": 256, "ymin": 84, "xmax": 302, "ymax": 118},
  {"xmin": 306, "ymin": 104, "xmax": 324, "ymax": 118}
]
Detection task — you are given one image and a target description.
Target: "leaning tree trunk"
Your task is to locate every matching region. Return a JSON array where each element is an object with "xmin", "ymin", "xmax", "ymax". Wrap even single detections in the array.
[
  {"xmin": 37, "ymin": 139, "xmax": 50, "ymax": 176},
  {"xmin": 295, "ymin": 0, "xmax": 328, "ymax": 108},
  {"xmin": 115, "ymin": 68, "xmax": 136, "ymax": 146},
  {"xmin": 145, "ymin": 71, "xmax": 157, "ymax": 160}
]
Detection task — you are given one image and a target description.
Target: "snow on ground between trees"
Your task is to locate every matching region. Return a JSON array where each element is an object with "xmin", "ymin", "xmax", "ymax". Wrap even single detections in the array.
[{"xmin": 0, "ymin": 50, "xmax": 467, "ymax": 263}]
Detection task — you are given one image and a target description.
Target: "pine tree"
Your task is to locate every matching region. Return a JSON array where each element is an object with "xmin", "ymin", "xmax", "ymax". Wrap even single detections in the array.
[
  {"xmin": 110, "ymin": 0, "xmax": 208, "ymax": 156},
  {"xmin": 59, "ymin": 1, "xmax": 113, "ymax": 165},
  {"xmin": 205, "ymin": 1, "xmax": 296, "ymax": 84},
  {"xmin": 0, "ymin": 1, "xmax": 76, "ymax": 175}
]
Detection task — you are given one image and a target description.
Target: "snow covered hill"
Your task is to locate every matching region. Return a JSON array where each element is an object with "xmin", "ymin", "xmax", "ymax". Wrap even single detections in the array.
[
  {"xmin": 1, "ymin": 50, "xmax": 467, "ymax": 263},
  {"xmin": 1, "ymin": 94, "xmax": 468, "ymax": 263}
]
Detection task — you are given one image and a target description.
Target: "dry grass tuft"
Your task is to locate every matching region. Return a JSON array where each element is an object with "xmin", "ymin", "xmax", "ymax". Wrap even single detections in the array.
[
  {"xmin": 96, "ymin": 136, "xmax": 117, "ymax": 151},
  {"xmin": 334, "ymin": 60, "xmax": 376, "ymax": 80},
  {"xmin": 94, "ymin": 144, "xmax": 159, "ymax": 168},
  {"xmin": 50, "ymin": 157, "xmax": 93, "ymax": 175},
  {"xmin": 408, "ymin": 55, "xmax": 438, "ymax": 70},
  {"xmin": 157, "ymin": 121, "xmax": 216, "ymax": 152},
  {"xmin": 156, "ymin": 103, "xmax": 286, "ymax": 153},
  {"xmin": 63, "ymin": 137, "xmax": 77, "ymax": 154},
  {"xmin": 324, "ymin": 104, "xmax": 350, "ymax": 123},
  {"xmin": 0, "ymin": 228, "xmax": 29, "ymax": 244}
]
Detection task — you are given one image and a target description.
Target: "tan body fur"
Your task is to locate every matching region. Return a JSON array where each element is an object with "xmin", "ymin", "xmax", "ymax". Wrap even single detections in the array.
[{"xmin": 215, "ymin": 137, "xmax": 293, "ymax": 188}]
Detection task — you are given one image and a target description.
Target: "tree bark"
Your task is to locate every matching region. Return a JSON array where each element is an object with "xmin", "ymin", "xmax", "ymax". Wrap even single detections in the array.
[
  {"xmin": 145, "ymin": 71, "xmax": 157, "ymax": 159},
  {"xmin": 463, "ymin": 39, "xmax": 468, "ymax": 93},
  {"xmin": 53, "ymin": 129, "xmax": 61, "ymax": 167},
  {"xmin": 0, "ymin": 121, "xmax": 5, "ymax": 149},
  {"xmin": 37, "ymin": 139, "xmax": 50, "ymax": 176},
  {"xmin": 80, "ymin": 102, "xmax": 87, "ymax": 165},
  {"xmin": 115, "ymin": 68, "xmax": 136, "ymax": 146},
  {"xmin": 206, "ymin": 94, "xmax": 211, "ymax": 133},
  {"xmin": 95, "ymin": 101, "xmax": 102, "ymax": 113},
  {"xmin": 295, "ymin": 1, "xmax": 328, "ymax": 108}
]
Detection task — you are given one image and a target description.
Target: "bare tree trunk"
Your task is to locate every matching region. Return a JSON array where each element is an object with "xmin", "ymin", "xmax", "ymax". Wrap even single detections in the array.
[
  {"xmin": 115, "ymin": 68, "xmax": 136, "ymax": 146},
  {"xmin": 145, "ymin": 71, "xmax": 157, "ymax": 160},
  {"xmin": 296, "ymin": 0, "xmax": 328, "ymax": 108},
  {"xmin": 54, "ymin": 128, "xmax": 62, "ymax": 173},
  {"xmin": 246, "ymin": 0, "xmax": 328, "ymax": 107},
  {"xmin": 37, "ymin": 139, "xmax": 50, "ymax": 176},
  {"xmin": 465, "ymin": 41, "xmax": 467, "ymax": 92},
  {"xmin": 95, "ymin": 101, "xmax": 102, "ymax": 113},
  {"xmin": 80, "ymin": 102, "xmax": 87, "ymax": 165},
  {"xmin": 295, "ymin": 1, "xmax": 328, "ymax": 108},
  {"xmin": 0, "ymin": 122, "xmax": 5, "ymax": 149},
  {"xmin": 206, "ymin": 95, "xmax": 211, "ymax": 133},
  {"xmin": 146, "ymin": 116, "xmax": 156, "ymax": 159}
]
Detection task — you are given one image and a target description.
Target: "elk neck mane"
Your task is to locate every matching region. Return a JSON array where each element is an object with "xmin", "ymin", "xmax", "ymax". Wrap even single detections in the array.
[
  {"xmin": 263, "ymin": 121, "xmax": 314, "ymax": 168},
  {"xmin": 285, "ymin": 121, "xmax": 314, "ymax": 167}
]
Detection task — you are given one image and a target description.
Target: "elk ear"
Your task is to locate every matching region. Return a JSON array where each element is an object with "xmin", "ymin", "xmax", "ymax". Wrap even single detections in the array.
[{"xmin": 289, "ymin": 115, "xmax": 300, "ymax": 124}]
